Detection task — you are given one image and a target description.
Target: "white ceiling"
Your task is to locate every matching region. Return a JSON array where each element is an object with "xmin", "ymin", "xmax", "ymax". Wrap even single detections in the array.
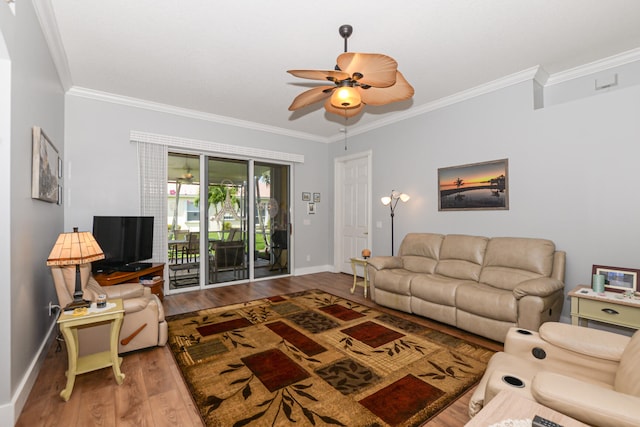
[{"xmin": 38, "ymin": 0, "xmax": 640, "ymax": 141}]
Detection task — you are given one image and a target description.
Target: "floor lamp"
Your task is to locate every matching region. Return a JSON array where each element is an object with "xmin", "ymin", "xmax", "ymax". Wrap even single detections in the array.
[
  {"xmin": 47, "ymin": 227, "xmax": 105, "ymax": 310},
  {"xmin": 381, "ymin": 191, "xmax": 410, "ymax": 256}
]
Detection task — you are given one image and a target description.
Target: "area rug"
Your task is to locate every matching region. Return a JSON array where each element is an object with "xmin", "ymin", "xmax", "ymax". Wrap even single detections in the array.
[{"xmin": 167, "ymin": 289, "xmax": 494, "ymax": 427}]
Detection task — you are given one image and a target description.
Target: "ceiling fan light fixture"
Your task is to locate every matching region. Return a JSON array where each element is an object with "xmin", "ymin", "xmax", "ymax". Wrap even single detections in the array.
[{"xmin": 330, "ymin": 85, "xmax": 361, "ymax": 109}]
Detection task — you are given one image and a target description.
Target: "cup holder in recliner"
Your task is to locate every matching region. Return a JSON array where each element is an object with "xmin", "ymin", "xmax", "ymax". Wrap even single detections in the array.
[
  {"xmin": 515, "ymin": 329, "xmax": 533, "ymax": 335},
  {"xmin": 501, "ymin": 375, "xmax": 525, "ymax": 388}
]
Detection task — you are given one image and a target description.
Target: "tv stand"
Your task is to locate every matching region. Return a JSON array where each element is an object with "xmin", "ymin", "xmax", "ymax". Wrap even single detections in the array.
[
  {"xmin": 117, "ymin": 262, "xmax": 153, "ymax": 272},
  {"xmin": 93, "ymin": 263, "xmax": 164, "ymax": 301}
]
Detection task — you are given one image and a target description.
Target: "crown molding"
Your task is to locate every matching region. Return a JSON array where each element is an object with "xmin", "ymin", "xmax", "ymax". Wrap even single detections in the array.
[
  {"xmin": 67, "ymin": 86, "xmax": 328, "ymax": 143},
  {"xmin": 33, "ymin": 0, "xmax": 72, "ymax": 90},
  {"xmin": 328, "ymin": 66, "xmax": 545, "ymax": 142},
  {"xmin": 546, "ymin": 47, "xmax": 640, "ymax": 86}
]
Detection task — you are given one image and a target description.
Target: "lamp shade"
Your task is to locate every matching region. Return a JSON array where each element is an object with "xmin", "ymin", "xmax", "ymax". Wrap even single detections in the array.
[
  {"xmin": 46, "ymin": 227, "xmax": 105, "ymax": 266},
  {"xmin": 330, "ymin": 86, "xmax": 361, "ymax": 109},
  {"xmin": 381, "ymin": 196, "xmax": 392, "ymax": 206}
]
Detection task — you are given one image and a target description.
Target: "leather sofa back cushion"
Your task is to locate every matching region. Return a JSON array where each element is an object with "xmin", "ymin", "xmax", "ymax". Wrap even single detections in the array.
[
  {"xmin": 399, "ymin": 233, "xmax": 444, "ymax": 273},
  {"xmin": 480, "ymin": 237, "xmax": 556, "ymax": 290},
  {"xmin": 435, "ymin": 234, "xmax": 488, "ymax": 281},
  {"xmin": 614, "ymin": 329, "xmax": 640, "ymax": 396}
]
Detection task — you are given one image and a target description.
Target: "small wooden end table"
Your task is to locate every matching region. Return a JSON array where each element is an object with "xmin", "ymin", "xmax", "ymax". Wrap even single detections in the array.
[
  {"xmin": 57, "ymin": 298, "xmax": 125, "ymax": 401},
  {"xmin": 350, "ymin": 257, "xmax": 369, "ymax": 298},
  {"xmin": 569, "ymin": 285, "xmax": 640, "ymax": 329}
]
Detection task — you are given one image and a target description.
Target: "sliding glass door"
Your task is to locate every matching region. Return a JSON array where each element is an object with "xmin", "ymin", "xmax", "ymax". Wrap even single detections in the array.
[
  {"xmin": 206, "ymin": 157, "xmax": 249, "ymax": 285},
  {"xmin": 254, "ymin": 162, "xmax": 290, "ymax": 278},
  {"xmin": 167, "ymin": 152, "xmax": 290, "ymax": 291}
]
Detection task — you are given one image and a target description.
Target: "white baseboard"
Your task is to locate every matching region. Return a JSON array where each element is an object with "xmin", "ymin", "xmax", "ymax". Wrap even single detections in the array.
[
  {"xmin": 8, "ymin": 317, "xmax": 58, "ymax": 424},
  {"xmin": 293, "ymin": 264, "xmax": 334, "ymax": 276}
]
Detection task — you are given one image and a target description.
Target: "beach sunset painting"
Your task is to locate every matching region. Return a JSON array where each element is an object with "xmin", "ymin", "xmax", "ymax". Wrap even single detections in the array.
[{"xmin": 438, "ymin": 159, "xmax": 509, "ymax": 211}]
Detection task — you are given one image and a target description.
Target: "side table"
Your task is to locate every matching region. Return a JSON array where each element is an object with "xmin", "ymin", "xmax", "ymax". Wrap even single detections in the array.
[
  {"xmin": 57, "ymin": 298, "xmax": 125, "ymax": 401},
  {"xmin": 569, "ymin": 285, "xmax": 640, "ymax": 329},
  {"xmin": 350, "ymin": 257, "xmax": 369, "ymax": 298}
]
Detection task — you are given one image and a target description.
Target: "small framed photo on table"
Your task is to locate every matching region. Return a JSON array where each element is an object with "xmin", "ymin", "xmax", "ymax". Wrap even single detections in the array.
[{"xmin": 592, "ymin": 265, "xmax": 639, "ymax": 293}]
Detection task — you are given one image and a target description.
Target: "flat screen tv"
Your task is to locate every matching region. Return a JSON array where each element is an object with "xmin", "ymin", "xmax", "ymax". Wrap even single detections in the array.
[{"xmin": 92, "ymin": 216, "xmax": 154, "ymax": 273}]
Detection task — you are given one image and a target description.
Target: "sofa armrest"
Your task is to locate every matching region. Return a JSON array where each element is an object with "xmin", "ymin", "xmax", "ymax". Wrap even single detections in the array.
[
  {"xmin": 539, "ymin": 322, "xmax": 629, "ymax": 362},
  {"xmin": 532, "ymin": 371, "xmax": 640, "ymax": 427},
  {"xmin": 513, "ymin": 277, "xmax": 564, "ymax": 299},
  {"xmin": 366, "ymin": 256, "xmax": 403, "ymax": 270},
  {"xmin": 102, "ymin": 282, "xmax": 146, "ymax": 299}
]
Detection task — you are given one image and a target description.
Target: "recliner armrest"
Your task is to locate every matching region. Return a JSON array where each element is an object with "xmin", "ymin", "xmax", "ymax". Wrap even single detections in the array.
[
  {"xmin": 366, "ymin": 256, "xmax": 403, "ymax": 270},
  {"xmin": 513, "ymin": 277, "xmax": 564, "ymax": 299},
  {"xmin": 102, "ymin": 282, "xmax": 146, "ymax": 299},
  {"xmin": 122, "ymin": 296, "xmax": 158, "ymax": 315},
  {"xmin": 532, "ymin": 371, "xmax": 640, "ymax": 427},
  {"xmin": 539, "ymin": 322, "xmax": 629, "ymax": 362}
]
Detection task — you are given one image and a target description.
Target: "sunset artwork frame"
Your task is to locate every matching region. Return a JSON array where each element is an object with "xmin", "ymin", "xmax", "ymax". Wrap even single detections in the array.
[{"xmin": 438, "ymin": 159, "xmax": 509, "ymax": 211}]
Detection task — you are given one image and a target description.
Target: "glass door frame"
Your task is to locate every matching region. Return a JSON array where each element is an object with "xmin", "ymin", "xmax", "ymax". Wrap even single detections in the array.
[{"xmin": 166, "ymin": 150, "xmax": 292, "ymax": 295}]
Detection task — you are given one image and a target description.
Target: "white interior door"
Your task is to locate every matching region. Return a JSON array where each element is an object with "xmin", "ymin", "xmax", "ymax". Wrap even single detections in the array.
[{"xmin": 334, "ymin": 151, "xmax": 371, "ymax": 274}]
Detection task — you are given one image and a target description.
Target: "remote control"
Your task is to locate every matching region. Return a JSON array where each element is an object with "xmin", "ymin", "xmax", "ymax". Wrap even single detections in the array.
[{"xmin": 532, "ymin": 415, "xmax": 562, "ymax": 427}]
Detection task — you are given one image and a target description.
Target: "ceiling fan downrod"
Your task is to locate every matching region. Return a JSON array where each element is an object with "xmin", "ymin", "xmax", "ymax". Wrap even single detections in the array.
[{"xmin": 338, "ymin": 24, "xmax": 353, "ymax": 53}]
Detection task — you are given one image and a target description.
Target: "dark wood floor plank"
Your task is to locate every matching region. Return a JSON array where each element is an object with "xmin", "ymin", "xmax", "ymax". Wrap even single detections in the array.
[{"xmin": 16, "ymin": 272, "xmax": 501, "ymax": 426}]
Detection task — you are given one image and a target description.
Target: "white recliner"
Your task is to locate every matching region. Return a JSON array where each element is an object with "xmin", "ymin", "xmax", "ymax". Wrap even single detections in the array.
[
  {"xmin": 469, "ymin": 322, "xmax": 640, "ymax": 427},
  {"xmin": 51, "ymin": 263, "xmax": 168, "ymax": 354}
]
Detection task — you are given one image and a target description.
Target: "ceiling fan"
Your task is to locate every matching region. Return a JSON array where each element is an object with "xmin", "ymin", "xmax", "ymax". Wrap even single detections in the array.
[{"xmin": 287, "ymin": 24, "xmax": 414, "ymax": 118}]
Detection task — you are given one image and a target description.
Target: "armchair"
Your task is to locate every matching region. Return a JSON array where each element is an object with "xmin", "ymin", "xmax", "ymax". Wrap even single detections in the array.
[
  {"xmin": 51, "ymin": 264, "xmax": 168, "ymax": 354},
  {"xmin": 469, "ymin": 322, "xmax": 640, "ymax": 427}
]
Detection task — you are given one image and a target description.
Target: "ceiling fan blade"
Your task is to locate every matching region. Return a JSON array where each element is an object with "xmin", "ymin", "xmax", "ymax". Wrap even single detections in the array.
[
  {"xmin": 336, "ymin": 52, "xmax": 398, "ymax": 87},
  {"xmin": 288, "ymin": 86, "xmax": 334, "ymax": 111},
  {"xmin": 358, "ymin": 71, "xmax": 414, "ymax": 106},
  {"xmin": 287, "ymin": 69, "xmax": 349, "ymax": 82},
  {"xmin": 323, "ymin": 98, "xmax": 364, "ymax": 118}
]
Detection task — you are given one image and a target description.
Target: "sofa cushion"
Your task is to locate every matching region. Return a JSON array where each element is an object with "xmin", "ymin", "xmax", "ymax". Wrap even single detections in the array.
[
  {"xmin": 374, "ymin": 269, "xmax": 415, "ymax": 296},
  {"xmin": 456, "ymin": 282, "xmax": 517, "ymax": 322},
  {"xmin": 411, "ymin": 274, "xmax": 475, "ymax": 306},
  {"xmin": 614, "ymin": 329, "xmax": 640, "ymax": 397},
  {"xmin": 480, "ymin": 237, "xmax": 556, "ymax": 291},
  {"xmin": 399, "ymin": 233, "xmax": 443, "ymax": 273},
  {"xmin": 435, "ymin": 234, "xmax": 488, "ymax": 281}
]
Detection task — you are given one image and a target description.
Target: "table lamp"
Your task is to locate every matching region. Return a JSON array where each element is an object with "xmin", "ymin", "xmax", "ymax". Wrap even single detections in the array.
[{"xmin": 47, "ymin": 227, "xmax": 105, "ymax": 310}]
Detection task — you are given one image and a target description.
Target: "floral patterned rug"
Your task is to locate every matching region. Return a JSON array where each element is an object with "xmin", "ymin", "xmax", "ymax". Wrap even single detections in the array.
[{"xmin": 167, "ymin": 289, "xmax": 493, "ymax": 427}]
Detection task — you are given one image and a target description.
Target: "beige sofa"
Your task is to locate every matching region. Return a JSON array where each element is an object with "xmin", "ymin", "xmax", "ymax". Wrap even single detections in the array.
[
  {"xmin": 469, "ymin": 324, "xmax": 640, "ymax": 427},
  {"xmin": 366, "ymin": 233, "xmax": 566, "ymax": 342}
]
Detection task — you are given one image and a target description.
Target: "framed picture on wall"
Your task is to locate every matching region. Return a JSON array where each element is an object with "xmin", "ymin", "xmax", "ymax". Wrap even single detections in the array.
[
  {"xmin": 302, "ymin": 192, "xmax": 311, "ymax": 201},
  {"xmin": 313, "ymin": 192, "xmax": 321, "ymax": 203},
  {"xmin": 592, "ymin": 265, "xmax": 639, "ymax": 293},
  {"xmin": 438, "ymin": 158, "xmax": 508, "ymax": 211},
  {"xmin": 31, "ymin": 126, "xmax": 60, "ymax": 204}
]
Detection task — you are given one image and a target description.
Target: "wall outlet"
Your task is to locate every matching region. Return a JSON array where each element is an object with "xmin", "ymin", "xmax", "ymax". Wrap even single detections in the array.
[{"xmin": 49, "ymin": 302, "xmax": 61, "ymax": 316}]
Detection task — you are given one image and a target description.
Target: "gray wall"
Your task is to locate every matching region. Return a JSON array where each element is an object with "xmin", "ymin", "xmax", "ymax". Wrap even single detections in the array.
[
  {"xmin": 0, "ymin": 1, "xmax": 65, "ymax": 421},
  {"xmin": 330, "ymin": 70, "xmax": 640, "ymax": 329},
  {"xmin": 63, "ymin": 95, "xmax": 332, "ymax": 273}
]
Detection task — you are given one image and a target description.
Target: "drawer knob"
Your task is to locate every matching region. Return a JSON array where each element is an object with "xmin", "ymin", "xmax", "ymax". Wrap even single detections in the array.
[{"xmin": 601, "ymin": 308, "xmax": 619, "ymax": 315}]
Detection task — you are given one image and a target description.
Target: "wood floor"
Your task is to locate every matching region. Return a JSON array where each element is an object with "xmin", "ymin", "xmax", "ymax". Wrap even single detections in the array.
[{"xmin": 16, "ymin": 272, "xmax": 502, "ymax": 427}]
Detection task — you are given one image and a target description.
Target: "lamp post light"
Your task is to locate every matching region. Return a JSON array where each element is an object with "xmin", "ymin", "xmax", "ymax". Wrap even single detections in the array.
[{"xmin": 381, "ymin": 190, "xmax": 410, "ymax": 256}]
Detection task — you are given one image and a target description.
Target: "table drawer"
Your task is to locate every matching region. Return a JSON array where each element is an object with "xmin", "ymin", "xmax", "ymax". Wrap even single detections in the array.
[{"xmin": 579, "ymin": 298, "xmax": 640, "ymax": 328}]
